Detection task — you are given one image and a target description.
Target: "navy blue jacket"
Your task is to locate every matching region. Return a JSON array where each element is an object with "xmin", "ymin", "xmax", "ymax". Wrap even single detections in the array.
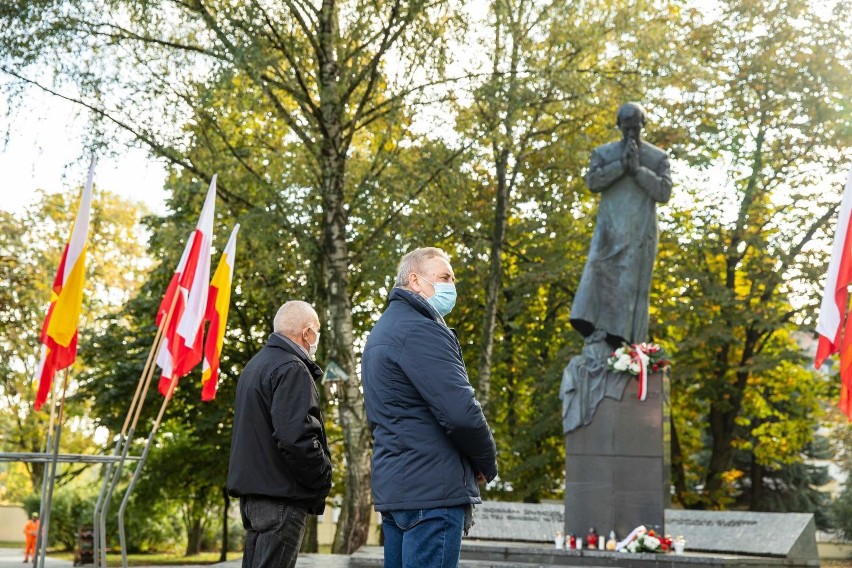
[
  {"xmin": 227, "ymin": 333, "xmax": 332, "ymax": 514},
  {"xmin": 362, "ymin": 288, "xmax": 497, "ymax": 512}
]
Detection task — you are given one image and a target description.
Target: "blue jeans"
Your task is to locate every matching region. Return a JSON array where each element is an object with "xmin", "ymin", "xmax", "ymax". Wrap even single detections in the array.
[
  {"xmin": 240, "ymin": 496, "xmax": 308, "ymax": 568},
  {"xmin": 381, "ymin": 506, "xmax": 466, "ymax": 568}
]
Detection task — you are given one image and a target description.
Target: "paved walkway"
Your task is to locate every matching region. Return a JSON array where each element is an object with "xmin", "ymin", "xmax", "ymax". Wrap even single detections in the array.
[
  {"xmin": 216, "ymin": 554, "xmax": 351, "ymax": 568},
  {"xmin": 0, "ymin": 548, "xmax": 72, "ymax": 568},
  {"xmin": 0, "ymin": 549, "xmax": 350, "ymax": 568}
]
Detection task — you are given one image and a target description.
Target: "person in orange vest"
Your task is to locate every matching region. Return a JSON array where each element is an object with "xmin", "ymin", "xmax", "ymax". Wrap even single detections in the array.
[{"xmin": 23, "ymin": 512, "xmax": 39, "ymax": 563}]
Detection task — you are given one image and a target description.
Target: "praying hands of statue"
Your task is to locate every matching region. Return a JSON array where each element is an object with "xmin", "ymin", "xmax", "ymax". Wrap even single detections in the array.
[{"xmin": 623, "ymin": 138, "xmax": 640, "ymax": 176}]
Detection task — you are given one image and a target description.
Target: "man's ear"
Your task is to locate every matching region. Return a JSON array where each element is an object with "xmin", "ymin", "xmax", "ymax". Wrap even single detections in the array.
[{"xmin": 408, "ymin": 272, "xmax": 421, "ymax": 292}]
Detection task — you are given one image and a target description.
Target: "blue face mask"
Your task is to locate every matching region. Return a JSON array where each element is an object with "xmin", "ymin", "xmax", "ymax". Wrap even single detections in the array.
[{"xmin": 417, "ymin": 274, "xmax": 457, "ymax": 317}]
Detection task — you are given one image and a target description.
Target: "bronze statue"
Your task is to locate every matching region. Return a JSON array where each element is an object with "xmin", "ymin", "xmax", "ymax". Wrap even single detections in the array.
[
  {"xmin": 569, "ymin": 102, "xmax": 672, "ymax": 348},
  {"xmin": 561, "ymin": 102, "xmax": 672, "ymax": 433}
]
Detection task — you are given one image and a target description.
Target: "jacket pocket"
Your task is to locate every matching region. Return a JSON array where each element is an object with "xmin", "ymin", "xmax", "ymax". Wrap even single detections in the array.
[{"xmin": 460, "ymin": 456, "xmax": 470, "ymax": 488}]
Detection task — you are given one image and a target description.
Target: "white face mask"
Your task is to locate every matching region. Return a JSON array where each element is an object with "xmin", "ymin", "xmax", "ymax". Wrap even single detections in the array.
[
  {"xmin": 415, "ymin": 274, "xmax": 457, "ymax": 317},
  {"xmin": 306, "ymin": 327, "xmax": 320, "ymax": 358}
]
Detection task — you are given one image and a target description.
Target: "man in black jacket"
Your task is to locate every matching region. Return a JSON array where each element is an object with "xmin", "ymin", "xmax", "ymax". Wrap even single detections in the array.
[
  {"xmin": 227, "ymin": 300, "xmax": 332, "ymax": 568},
  {"xmin": 362, "ymin": 247, "xmax": 498, "ymax": 568}
]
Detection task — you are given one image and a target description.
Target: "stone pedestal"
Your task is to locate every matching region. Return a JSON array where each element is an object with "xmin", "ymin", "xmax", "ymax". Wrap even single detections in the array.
[{"xmin": 564, "ymin": 371, "xmax": 670, "ymax": 541}]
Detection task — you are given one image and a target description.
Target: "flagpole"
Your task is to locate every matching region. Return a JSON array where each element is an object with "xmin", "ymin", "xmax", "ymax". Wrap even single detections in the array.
[
  {"xmin": 118, "ymin": 373, "xmax": 180, "ymax": 568},
  {"xmin": 37, "ymin": 369, "xmax": 71, "ymax": 568},
  {"xmin": 109, "ymin": 336, "xmax": 164, "ymax": 568},
  {"xmin": 114, "ymin": 173, "xmax": 217, "ymax": 568},
  {"xmin": 33, "ymin": 155, "xmax": 97, "ymax": 568},
  {"xmin": 92, "ymin": 326, "xmax": 165, "ymax": 568},
  {"xmin": 94, "ymin": 291, "xmax": 178, "ymax": 568},
  {"xmin": 34, "ymin": 369, "xmax": 60, "ymax": 568},
  {"xmin": 92, "ymin": 440, "xmax": 117, "ymax": 568}
]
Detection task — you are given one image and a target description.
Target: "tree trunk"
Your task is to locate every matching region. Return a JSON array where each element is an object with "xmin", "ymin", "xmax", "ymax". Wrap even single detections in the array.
[
  {"xmin": 703, "ymin": 404, "xmax": 737, "ymax": 502},
  {"xmin": 750, "ymin": 455, "xmax": 764, "ymax": 510},
  {"xmin": 219, "ymin": 486, "xmax": 228, "ymax": 562},
  {"xmin": 670, "ymin": 418, "xmax": 689, "ymax": 506},
  {"xmin": 502, "ymin": 288, "xmax": 516, "ymax": 433},
  {"xmin": 26, "ymin": 460, "xmax": 45, "ymax": 495},
  {"xmin": 478, "ymin": 150, "xmax": 510, "ymax": 409},
  {"xmin": 478, "ymin": 5, "xmax": 522, "ymax": 410},
  {"xmin": 317, "ymin": 2, "xmax": 372, "ymax": 554},
  {"xmin": 703, "ymin": 340, "xmax": 753, "ymax": 503},
  {"xmin": 300, "ymin": 515, "xmax": 318, "ymax": 553},
  {"xmin": 185, "ymin": 518, "xmax": 203, "ymax": 556}
]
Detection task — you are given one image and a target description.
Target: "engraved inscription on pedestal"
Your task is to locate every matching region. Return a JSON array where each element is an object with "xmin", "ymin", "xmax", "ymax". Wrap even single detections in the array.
[
  {"xmin": 465, "ymin": 501, "xmax": 563, "ymax": 543},
  {"xmin": 665, "ymin": 510, "xmax": 818, "ymax": 560}
]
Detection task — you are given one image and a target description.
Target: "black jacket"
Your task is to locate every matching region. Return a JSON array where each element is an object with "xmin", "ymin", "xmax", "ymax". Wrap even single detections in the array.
[
  {"xmin": 362, "ymin": 288, "xmax": 497, "ymax": 511},
  {"xmin": 227, "ymin": 333, "xmax": 332, "ymax": 514}
]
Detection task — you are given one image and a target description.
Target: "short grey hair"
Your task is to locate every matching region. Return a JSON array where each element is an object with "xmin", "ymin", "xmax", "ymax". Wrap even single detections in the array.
[
  {"xmin": 273, "ymin": 301, "xmax": 319, "ymax": 336},
  {"xmin": 394, "ymin": 247, "xmax": 450, "ymax": 287}
]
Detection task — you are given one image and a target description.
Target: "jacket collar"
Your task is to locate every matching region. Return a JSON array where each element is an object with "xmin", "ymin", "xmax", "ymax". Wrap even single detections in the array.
[
  {"xmin": 267, "ymin": 333, "xmax": 324, "ymax": 379},
  {"xmin": 389, "ymin": 287, "xmax": 446, "ymax": 325}
]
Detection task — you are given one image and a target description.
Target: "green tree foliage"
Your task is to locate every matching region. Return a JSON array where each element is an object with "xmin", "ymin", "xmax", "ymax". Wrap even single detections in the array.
[
  {"xmin": 654, "ymin": 0, "xmax": 852, "ymax": 508},
  {"xmin": 23, "ymin": 478, "xmax": 184, "ymax": 552},
  {"xmin": 449, "ymin": 0, "xmax": 704, "ymax": 502},
  {"xmin": 131, "ymin": 422, "xmax": 223, "ymax": 556},
  {"xmin": 24, "ymin": 487, "xmax": 93, "ymax": 550},
  {"xmin": 733, "ymin": 431, "xmax": 834, "ymax": 529},
  {"xmin": 829, "ymin": 423, "xmax": 852, "ymax": 538}
]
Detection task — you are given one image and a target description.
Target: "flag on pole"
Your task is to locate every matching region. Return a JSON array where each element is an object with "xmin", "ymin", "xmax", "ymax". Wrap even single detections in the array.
[
  {"xmin": 34, "ymin": 157, "xmax": 96, "ymax": 410},
  {"xmin": 201, "ymin": 224, "xmax": 240, "ymax": 401},
  {"xmin": 815, "ymin": 166, "xmax": 852, "ymax": 419},
  {"xmin": 156, "ymin": 176, "xmax": 217, "ymax": 397}
]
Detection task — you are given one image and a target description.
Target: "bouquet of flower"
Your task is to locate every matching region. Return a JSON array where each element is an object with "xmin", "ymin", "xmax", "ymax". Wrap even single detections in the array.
[
  {"xmin": 618, "ymin": 526, "xmax": 672, "ymax": 553},
  {"xmin": 607, "ymin": 343, "xmax": 669, "ymax": 375},
  {"xmin": 606, "ymin": 343, "xmax": 670, "ymax": 400}
]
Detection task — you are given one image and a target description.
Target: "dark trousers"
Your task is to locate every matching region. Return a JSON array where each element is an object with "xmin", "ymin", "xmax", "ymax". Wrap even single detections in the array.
[{"xmin": 240, "ymin": 496, "xmax": 308, "ymax": 568}]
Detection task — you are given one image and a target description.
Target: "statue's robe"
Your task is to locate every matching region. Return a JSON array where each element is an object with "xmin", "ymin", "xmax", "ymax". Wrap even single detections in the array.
[
  {"xmin": 561, "ymin": 139, "xmax": 671, "ymax": 433},
  {"xmin": 569, "ymin": 139, "xmax": 672, "ymax": 347}
]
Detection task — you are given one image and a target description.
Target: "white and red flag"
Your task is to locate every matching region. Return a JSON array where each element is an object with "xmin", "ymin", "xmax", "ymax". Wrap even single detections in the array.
[
  {"xmin": 156, "ymin": 175, "xmax": 217, "ymax": 397},
  {"xmin": 200, "ymin": 224, "xmax": 239, "ymax": 402},
  {"xmin": 34, "ymin": 158, "xmax": 96, "ymax": 410},
  {"xmin": 815, "ymin": 167, "xmax": 852, "ymax": 420}
]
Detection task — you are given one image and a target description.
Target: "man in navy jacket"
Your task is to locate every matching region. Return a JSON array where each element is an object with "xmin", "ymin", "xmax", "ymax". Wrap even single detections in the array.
[
  {"xmin": 362, "ymin": 247, "xmax": 498, "ymax": 568},
  {"xmin": 228, "ymin": 301, "xmax": 331, "ymax": 568}
]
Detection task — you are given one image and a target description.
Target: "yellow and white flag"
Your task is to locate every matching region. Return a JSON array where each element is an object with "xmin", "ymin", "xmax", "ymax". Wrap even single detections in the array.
[
  {"xmin": 35, "ymin": 157, "xmax": 95, "ymax": 410},
  {"xmin": 201, "ymin": 224, "xmax": 239, "ymax": 401}
]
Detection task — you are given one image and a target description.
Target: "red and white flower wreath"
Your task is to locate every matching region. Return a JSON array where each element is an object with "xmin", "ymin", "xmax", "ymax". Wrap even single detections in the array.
[{"xmin": 606, "ymin": 342, "xmax": 671, "ymax": 400}]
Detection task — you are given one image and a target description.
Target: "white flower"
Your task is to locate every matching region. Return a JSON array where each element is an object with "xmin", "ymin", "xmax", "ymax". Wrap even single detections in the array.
[
  {"xmin": 606, "ymin": 342, "xmax": 669, "ymax": 377},
  {"xmin": 643, "ymin": 535, "xmax": 661, "ymax": 550}
]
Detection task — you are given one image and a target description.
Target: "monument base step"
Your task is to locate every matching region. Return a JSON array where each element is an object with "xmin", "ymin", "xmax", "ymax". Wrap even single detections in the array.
[{"xmin": 349, "ymin": 542, "xmax": 822, "ymax": 568}]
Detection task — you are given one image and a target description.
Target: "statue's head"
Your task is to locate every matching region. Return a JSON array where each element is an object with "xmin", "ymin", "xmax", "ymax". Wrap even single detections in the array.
[{"xmin": 616, "ymin": 102, "xmax": 646, "ymax": 140}]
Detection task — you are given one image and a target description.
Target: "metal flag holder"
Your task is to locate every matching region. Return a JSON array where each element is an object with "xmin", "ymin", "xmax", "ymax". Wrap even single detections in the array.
[
  {"xmin": 0, "ymin": 450, "xmax": 141, "ymax": 568},
  {"xmin": 6, "ymin": 291, "xmax": 181, "ymax": 568}
]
